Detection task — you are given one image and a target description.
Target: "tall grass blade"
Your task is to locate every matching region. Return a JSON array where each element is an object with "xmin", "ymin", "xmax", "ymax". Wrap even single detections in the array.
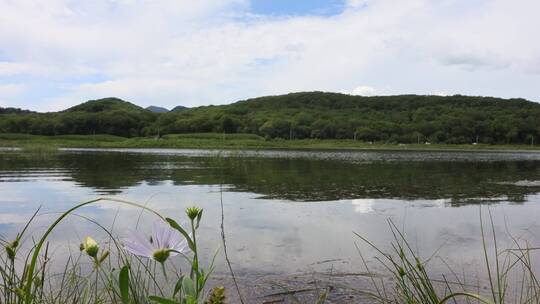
[{"xmin": 119, "ymin": 266, "xmax": 130, "ymax": 304}]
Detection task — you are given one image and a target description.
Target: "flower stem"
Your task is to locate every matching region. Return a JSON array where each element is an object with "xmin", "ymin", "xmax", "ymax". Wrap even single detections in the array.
[
  {"xmin": 190, "ymin": 219, "xmax": 200, "ymax": 298},
  {"xmin": 160, "ymin": 262, "xmax": 168, "ymax": 281},
  {"xmin": 94, "ymin": 265, "xmax": 99, "ymax": 302}
]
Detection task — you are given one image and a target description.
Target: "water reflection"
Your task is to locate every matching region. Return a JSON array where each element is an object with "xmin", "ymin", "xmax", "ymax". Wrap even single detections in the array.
[
  {"xmin": 1, "ymin": 149, "xmax": 540, "ymax": 278},
  {"xmin": 2, "ymin": 149, "xmax": 540, "ymax": 203}
]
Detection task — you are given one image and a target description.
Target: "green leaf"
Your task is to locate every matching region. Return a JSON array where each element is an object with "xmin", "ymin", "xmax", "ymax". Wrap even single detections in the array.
[
  {"xmin": 166, "ymin": 218, "xmax": 195, "ymax": 250},
  {"xmin": 173, "ymin": 276, "xmax": 184, "ymax": 298},
  {"xmin": 119, "ymin": 266, "xmax": 130, "ymax": 304},
  {"xmin": 185, "ymin": 296, "xmax": 198, "ymax": 304},
  {"xmin": 148, "ymin": 296, "xmax": 181, "ymax": 304},
  {"xmin": 182, "ymin": 276, "xmax": 196, "ymax": 298}
]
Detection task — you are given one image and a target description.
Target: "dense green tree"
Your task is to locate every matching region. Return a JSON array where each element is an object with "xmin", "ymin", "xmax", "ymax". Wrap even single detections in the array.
[
  {"xmin": 355, "ymin": 127, "xmax": 377, "ymax": 142},
  {"xmin": 2, "ymin": 92, "xmax": 540, "ymax": 144},
  {"xmin": 259, "ymin": 119, "xmax": 291, "ymax": 139}
]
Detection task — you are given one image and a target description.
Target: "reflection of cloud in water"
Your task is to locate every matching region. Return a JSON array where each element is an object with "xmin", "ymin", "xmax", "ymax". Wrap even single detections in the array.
[
  {"xmin": 498, "ymin": 180, "xmax": 540, "ymax": 187},
  {"xmin": 0, "ymin": 193, "xmax": 27, "ymax": 204},
  {"xmin": 436, "ymin": 226, "xmax": 477, "ymax": 247},
  {"xmin": 413, "ymin": 199, "xmax": 449, "ymax": 208},
  {"xmin": 0, "ymin": 213, "xmax": 34, "ymax": 224},
  {"xmin": 349, "ymin": 198, "xmax": 450, "ymax": 214},
  {"xmin": 351, "ymin": 199, "xmax": 375, "ymax": 213},
  {"xmin": 1, "ymin": 179, "xmax": 89, "ymax": 205},
  {"xmin": 92, "ymin": 183, "xmax": 215, "ymax": 211}
]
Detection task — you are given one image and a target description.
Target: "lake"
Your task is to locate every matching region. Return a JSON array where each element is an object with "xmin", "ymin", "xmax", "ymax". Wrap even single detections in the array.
[{"xmin": 1, "ymin": 148, "xmax": 540, "ymax": 300}]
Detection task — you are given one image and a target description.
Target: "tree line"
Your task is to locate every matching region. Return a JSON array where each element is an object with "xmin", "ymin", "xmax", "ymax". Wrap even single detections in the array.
[{"xmin": 1, "ymin": 93, "xmax": 540, "ymax": 144}]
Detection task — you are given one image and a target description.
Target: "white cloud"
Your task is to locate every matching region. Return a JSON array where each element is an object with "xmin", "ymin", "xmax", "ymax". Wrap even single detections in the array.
[
  {"xmin": 432, "ymin": 91, "xmax": 449, "ymax": 97},
  {"xmin": 0, "ymin": 0, "xmax": 539, "ymax": 111},
  {"xmin": 0, "ymin": 84, "xmax": 26, "ymax": 106},
  {"xmin": 351, "ymin": 85, "xmax": 376, "ymax": 96},
  {"xmin": 0, "ymin": 62, "xmax": 40, "ymax": 76}
]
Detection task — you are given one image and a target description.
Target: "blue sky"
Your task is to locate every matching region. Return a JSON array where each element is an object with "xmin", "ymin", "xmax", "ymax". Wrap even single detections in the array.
[
  {"xmin": 250, "ymin": 0, "xmax": 345, "ymax": 16},
  {"xmin": 0, "ymin": 0, "xmax": 539, "ymax": 111}
]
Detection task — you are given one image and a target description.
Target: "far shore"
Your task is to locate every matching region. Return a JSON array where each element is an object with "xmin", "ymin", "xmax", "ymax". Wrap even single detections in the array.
[{"xmin": 1, "ymin": 133, "xmax": 540, "ymax": 153}]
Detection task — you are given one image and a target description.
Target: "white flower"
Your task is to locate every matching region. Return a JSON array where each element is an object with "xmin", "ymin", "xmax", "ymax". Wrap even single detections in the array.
[{"xmin": 124, "ymin": 221, "xmax": 189, "ymax": 263}]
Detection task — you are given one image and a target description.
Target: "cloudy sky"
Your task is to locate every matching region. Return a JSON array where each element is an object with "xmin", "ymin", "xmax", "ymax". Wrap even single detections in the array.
[{"xmin": 0, "ymin": 0, "xmax": 539, "ymax": 111}]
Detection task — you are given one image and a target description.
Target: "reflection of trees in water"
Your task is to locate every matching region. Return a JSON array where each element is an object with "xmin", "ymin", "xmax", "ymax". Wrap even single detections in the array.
[
  {"xmin": 202, "ymin": 158, "xmax": 540, "ymax": 205},
  {"xmin": 1, "ymin": 152, "xmax": 540, "ymax": 204}
]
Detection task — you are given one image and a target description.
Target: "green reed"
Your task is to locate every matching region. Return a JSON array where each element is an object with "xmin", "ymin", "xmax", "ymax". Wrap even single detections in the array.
[
  {"xmin": 355, "ymin": 208, "xmax": 540, "ymax": 304},
  {"xmin": 0, "ymin": 198, "xmax": 223, "ymax": 304}
]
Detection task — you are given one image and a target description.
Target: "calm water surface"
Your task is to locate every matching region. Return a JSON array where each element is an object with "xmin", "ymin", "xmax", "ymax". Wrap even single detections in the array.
[{"xmin": 1, "ymin": 148, "xmax": 540, "ymax": 279}]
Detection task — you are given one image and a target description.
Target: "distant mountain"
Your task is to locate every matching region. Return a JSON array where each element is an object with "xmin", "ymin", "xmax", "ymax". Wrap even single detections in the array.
[
  {"xmin": 65, "ymin": 97, "xmax": 145, "ymax": 113},
  {"xmin": 146, "ymin": 106, "xmax": 169, "ymax": 113},
  {"xmin": 171, "ymin": 105, "xmax": 188, "ymax": 112}
]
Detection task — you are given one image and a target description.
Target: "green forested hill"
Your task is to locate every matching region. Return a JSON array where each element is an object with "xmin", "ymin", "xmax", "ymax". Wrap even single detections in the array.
[
  {"xmin": 1, "ymin": 92, "xmax": 540, "ymax": 144},
  {"xmin": 156, "ymin": 92, "xmax": 540, "ymax": 144},
  {"xmin": 0, "ymin": 97, "xmax": 156, "ymax": 137},
  {"xmin": 64, "ymin": 97, "xmax": 145, "ymax": 113},
  {"xmin": 146, "ymin": 106, "xmax": 170, "ymax": 113}
]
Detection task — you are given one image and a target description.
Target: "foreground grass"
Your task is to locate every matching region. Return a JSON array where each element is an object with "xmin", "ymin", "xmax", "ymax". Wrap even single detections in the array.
[
  {"xmin": 355, "ymin": 213, "xmax": 540, "ymax": 304},
  {"xmin": 1, "ymin": 133, "xmax": 540, "ymax": 152},
  {"xmin": 1, "ymin": 199, "xmax": 221, "ymax": 304}
]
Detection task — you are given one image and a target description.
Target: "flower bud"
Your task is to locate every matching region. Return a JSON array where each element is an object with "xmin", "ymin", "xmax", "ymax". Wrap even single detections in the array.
[
  {"xmin": 81, "ymin": 236, "xmax": 99, "ymax": 258},
  {"xmin": 6, "ymin": 245, "xmax": 16, "ymax": 261},
  {"xmin": 186, "ymin": 206, "xmax": 202, "ymax": 221},
  {"xmin": 152, "ymin": 249, "xmax": 170, "ymax": 263}
]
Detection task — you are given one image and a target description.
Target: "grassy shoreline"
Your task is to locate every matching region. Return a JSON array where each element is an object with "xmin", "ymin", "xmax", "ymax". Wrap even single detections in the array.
[{"xmin": 1, "ymin": 133, "xmax": 540, "ymax": 152}]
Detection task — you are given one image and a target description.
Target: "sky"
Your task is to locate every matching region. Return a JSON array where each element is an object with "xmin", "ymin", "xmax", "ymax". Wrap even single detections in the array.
[{"xmin": 0, "ymin": 0, "xmax": 539, "ymax": 112}]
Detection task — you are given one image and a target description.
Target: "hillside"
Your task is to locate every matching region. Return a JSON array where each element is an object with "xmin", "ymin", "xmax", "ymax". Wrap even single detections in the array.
[
  {"xmin": 0, "ymin": 97, "xmax": 156, "ymax": 137},
  {"xmin": 171, "ymin": 105, "xmax": 189, "ymax": 112},
  {"xmin": 158, "ymin": 92, "xmax": 540, "ymax": 144},
  {"xmin": 146, "ymin": 105, "xmax": 169, "ymax": 113},
  {"xmin": 1, "ymin": 92, "xmax": 540, "ymax": 144},
  {"xmin": 65, "ymin": 97, "xmax": 145, "ymax": 113}
]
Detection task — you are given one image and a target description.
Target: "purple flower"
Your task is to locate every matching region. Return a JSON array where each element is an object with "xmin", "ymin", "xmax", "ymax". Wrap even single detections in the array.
[{"xmin": 124, "ymin": 221, "xmax": 189, "ymax": 263}]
